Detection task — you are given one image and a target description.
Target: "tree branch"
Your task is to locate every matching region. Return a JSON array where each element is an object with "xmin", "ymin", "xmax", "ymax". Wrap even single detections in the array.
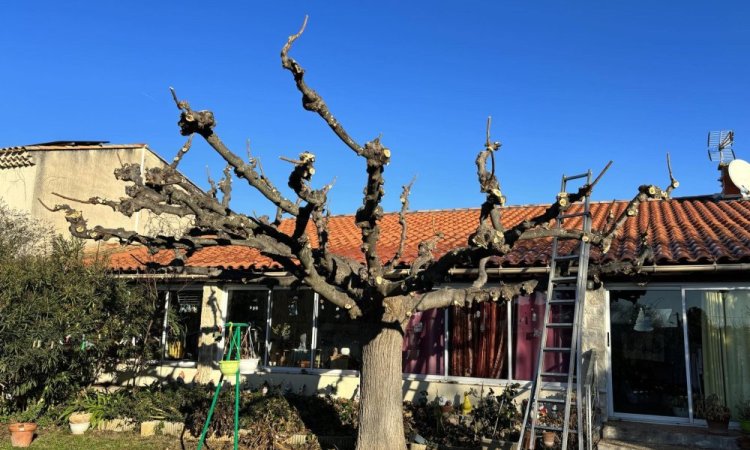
[
  {"xmin": 384, "ymin": 177, "xmax": 415, "ymax": 272},
  {"xmin": 169, "ymin": 87, "xmax": 301, "ymax": 218},
  {"xmin": 280, "ymin": 16, "xmax": 365, "ymax": 156}
]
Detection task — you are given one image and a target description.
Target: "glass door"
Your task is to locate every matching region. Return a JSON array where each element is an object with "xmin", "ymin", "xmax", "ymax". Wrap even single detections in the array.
[
  {"xmin": 609, "ymin": 289, "xmax": 688, "ymax": 418},
  {"xmin": 685, "ymin": 289, "xmax": 750, "ymax": 420}
]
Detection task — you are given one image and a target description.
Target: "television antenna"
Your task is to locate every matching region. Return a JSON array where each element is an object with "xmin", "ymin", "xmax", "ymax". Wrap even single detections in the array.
[{"xmin": 707, "ymin": 130, "xmax": 735, "ymax": 163}]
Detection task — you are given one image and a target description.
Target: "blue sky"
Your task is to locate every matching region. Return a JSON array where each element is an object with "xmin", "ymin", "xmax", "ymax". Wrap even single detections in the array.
[{"xmin": 2, "ymin": 2, "xmax": 749, "ymax": 217}]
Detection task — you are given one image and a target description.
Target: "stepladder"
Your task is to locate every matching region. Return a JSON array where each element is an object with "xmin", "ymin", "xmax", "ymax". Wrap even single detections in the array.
[{"xmin": 518, "ymin": 169, "xmax": 594, "ymax": 450}]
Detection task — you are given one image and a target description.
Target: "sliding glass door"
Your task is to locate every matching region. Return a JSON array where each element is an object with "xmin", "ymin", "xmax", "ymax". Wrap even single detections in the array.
[
  {"xmin": 686, "ymin": 289, "xmax": 750, "ymax": 420},
  {"xmin": 609, "ymin": 287, "xmax": 750, "ymax": 422},
  {"xmin": 609, "ymin": 289, "xmax": 688, "ymax": 417}
]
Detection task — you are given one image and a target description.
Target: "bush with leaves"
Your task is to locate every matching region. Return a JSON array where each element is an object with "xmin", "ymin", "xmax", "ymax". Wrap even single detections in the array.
[
  {"xmin": 0, "ymin": 204, "xmax": 161, "ymax": 417},
  {"xmin": 403, "ymin": 384, "xmax": 521, "ymax": 447}
]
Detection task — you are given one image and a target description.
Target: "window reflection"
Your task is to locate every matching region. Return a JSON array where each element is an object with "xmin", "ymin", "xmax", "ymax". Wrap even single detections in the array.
[
  {"xmin": 269, "ymin": 290, "xmax": 314, "ymax": 368},
  {"xmin": 161, "ymin": 290, "xmax": 202, "ymax": 361},
  {"xmin": 316, "ymin": 298, "xmax": 361, "ymax": 370},
  {"xmin": 686, "ymin": 290, "xmax": 750, "ymax": 419},
  {"xmin": 227, "ymin": 290, "xmax": 268, "ymax": 365},
  {"xmin": 609, "ymin": 289, "xmax": 686, "ymax": 417}
]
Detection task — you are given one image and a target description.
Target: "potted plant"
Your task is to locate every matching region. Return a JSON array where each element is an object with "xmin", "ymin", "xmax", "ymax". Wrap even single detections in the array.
[
  {"xmin": 541, "ymin": 430, "xmax": 556, "ymax": 448},
  {"xmin": 68, "ymin": 411, "xmax": 92, "ymax": 434},
  {"xmin": 737, "ymin": 400, "xmax": 750, "ymax": 433},
  {"xmin": 8, "ymin": 422, "xmax": 37, "ymax": 448},
  {"xmin": 696, "ymin": 394, "xmax": 731, "ymax": 434},
  {"xmin": 8, "ymin": 405, "xmax": 41, "ymax": 448},
  {"xmin": 239, "ymin": 327, "xmax": 260, "ymax": 374}
]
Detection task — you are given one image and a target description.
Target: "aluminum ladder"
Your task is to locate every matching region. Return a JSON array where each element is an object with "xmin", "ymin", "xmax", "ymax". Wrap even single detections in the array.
[{"xmin": 518, "ymin": 170, "xmax": 593, "ymax": 450}]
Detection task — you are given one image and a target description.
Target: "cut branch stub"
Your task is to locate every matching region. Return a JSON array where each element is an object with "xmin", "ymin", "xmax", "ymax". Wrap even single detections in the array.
[{"xmin": 178, "ymin": 109, "xmax": 216, "ymax": 137}]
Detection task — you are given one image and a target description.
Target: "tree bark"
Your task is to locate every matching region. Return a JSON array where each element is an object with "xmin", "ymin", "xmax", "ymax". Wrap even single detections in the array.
[{"xmin": 357, "ymin": 326, "xmax": 406, "ymax": 450}]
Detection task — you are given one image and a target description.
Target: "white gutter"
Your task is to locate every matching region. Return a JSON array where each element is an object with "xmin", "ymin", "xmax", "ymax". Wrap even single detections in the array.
[
  {"xmin": 113, "ymin": 262, "xmax": 750, "ymax": 280},
  {"xmin": 448, "ymin": 263, "xmax": 750, "ymax": 276}
]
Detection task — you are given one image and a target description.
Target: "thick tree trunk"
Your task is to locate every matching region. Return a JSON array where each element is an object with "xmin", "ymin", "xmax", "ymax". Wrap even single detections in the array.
[{"xmin": 357, "ymin": 326, "xmax": 406, "ymax": 450}]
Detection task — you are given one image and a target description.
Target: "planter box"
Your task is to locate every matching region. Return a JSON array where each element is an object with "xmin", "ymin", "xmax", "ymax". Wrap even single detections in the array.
[
  {"xmin": 97, "ymin": 418, "xmax": 136, "ymax": 432},
  {"xmin": 141, "ymin": 420, "xmax": 186, "ymax": 437}
]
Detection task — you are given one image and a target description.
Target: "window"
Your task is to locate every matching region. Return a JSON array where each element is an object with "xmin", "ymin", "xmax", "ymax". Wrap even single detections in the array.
[
  {"xmin": 512, "ymin": 293, "xmax": 545, "ymax": 380},
  {"xmin": 218, "ymin": 285, "xmax": 545, "ymax": 381},
  {"xmin": 268, "ymin": 290, "xmax": 315, "ymax": 368},
  {"xmin": 227, "ymin": 289, "xmax": 269, "ymax": 365},
  {"xmin": 449, "ymin": 302, "xmax": 509, "ymax": 379},
  {"xmin": 160, "ymin": 289, "xmax": 202, "ymax": 361},
  {"xmin": 316, "ymin": 297, "xmax": 362, "ymax": 370},
  {"xmin": 402, "ymin": 309, "xmax": 445, "ymax": 375},
  {"xmin": 686, "ymin": 289, "xmax": 750, "ymax": 419},
  {"xmin": 609, "ymin": 289, "xmax": 686, "ymax": 417}
]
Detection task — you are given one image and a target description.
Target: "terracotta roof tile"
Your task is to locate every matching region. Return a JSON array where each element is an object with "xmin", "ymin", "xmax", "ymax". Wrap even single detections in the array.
[{"xmin": 105, "ymin": 197, "xmax": 750, "ymax": 272}]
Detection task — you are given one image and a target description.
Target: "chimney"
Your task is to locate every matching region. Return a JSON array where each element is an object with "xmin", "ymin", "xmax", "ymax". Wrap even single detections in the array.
[{"xmin": 718, "ymin": 163, "xmax": 742, "ymax": 197}]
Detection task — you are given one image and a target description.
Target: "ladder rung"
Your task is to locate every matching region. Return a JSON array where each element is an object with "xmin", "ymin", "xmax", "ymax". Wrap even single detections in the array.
[
  {"xmin": 537, "ymin": 385, "xmax": 567, "ymax": 391},
  {"xmin": 549, "ymin": 299, "xmax": 576, "ymax": 305},
  {"xmin": 543, "ymin": 347, "xmax": 571, "ymax": 352},
  {"xmin": 553, "ymin": 254, "xmax": 580, "ymax": 261},
  {"xmin": 551, "ymin": 276, "xmax": 577, "ymax": 283},
  {"xmin": 537, "ymin": 398, "xmax": 576, "ymax": 406},
  {"xmin": 559, "ymin": 211, "xmax": 588, "ymax": 219},
  {"xmin": 540, "ymin": 371, "xmax": 570, "ymax": 377},
  {"xmin": 534, "ymin": 425, "xmax": 564, "ymax": 432},
  {"xmin": 547, "ymin": 322, "xmax": 574, "ymax": 328},
  {"xmin": 564, "ymin": 173, "xmax": 588, "ymax": 181}
]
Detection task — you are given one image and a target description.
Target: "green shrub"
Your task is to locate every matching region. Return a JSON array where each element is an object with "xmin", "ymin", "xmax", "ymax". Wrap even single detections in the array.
[{"xmin": 0, "ymin": 204, "xmax": 161, "ymax": 417}]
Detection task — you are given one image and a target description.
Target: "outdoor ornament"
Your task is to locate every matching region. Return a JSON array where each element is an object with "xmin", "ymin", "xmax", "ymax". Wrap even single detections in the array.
[{"xmin": 462, "ymin": 392, "xmax": 472, "ymax": 415}]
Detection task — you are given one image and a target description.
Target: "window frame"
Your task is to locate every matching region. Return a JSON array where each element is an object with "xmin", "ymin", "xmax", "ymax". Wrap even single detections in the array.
[{"xmin": 154, "ymin": 285, "xmax": 204, "ymax": 367}]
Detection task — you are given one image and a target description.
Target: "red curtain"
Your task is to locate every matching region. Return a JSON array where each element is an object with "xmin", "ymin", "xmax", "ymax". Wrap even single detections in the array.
[{"xmin": 449, "ymin": 302, "xmax": 508, "ymax": 378}]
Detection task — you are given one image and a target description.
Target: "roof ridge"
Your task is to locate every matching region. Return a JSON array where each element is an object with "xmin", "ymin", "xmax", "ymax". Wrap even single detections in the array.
[
  {"xmin": 322, "ymin": 196, "xmax": 743, "ymax": 219},
  {"xmin": 0, "ymin": 143, "xmax": 148, "ymax": 152}
]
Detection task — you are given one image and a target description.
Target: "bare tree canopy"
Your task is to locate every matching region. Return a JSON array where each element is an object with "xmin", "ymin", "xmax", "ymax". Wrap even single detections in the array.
[{"xmin": 44, "ymin": 18, "xmax": 678, "ymax": 450}]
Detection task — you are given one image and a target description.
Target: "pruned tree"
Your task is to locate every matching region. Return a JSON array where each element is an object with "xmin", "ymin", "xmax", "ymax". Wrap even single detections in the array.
[{"xmin": 44, "ymin": 18, "xmax": 678, "ymax": 450}]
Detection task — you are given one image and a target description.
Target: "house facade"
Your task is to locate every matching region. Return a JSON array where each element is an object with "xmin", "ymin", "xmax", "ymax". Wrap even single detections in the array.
[
  {"xmin": 0, "ymin": 141, "xmax": 194, "ymax": 244},
  {"xmin": 104, "ymin": 195, "xmax": 750, "ymax": 429}
]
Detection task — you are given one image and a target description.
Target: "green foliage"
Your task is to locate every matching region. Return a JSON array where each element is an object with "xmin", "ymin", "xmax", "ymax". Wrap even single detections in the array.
[
  {"xmin": 0, "ymin": 427, "xmax": 181, "ymax": 450},
  {"xmin": 696, "ymin": 394, "xmax": 731, "ymax": 422},
  {"xmin": 403, "ymin": 384, "xmax": 521, "ymax": 448},
  {"xmin": 738, "ymin": 400, "xmax": 750, "ymax": 421},
  {"xmin": 56, "ymin": 385, "xmax": 184, "ymax": 427},
  {"xmin": 468, "ymin": 383, "xmax": 521, "ymax": 442},
  {"xmin": 0, "ymin": 204, "xmax": 161, "ymax": 416}
]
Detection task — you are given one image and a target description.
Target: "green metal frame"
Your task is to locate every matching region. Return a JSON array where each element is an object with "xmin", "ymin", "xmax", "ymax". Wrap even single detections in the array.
[{"xmin": 197, "ymin": 322, "xmax": 248, "ymax": 450}]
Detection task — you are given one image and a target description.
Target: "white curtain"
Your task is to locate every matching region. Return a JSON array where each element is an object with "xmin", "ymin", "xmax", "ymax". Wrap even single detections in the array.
[{"xmin": 700, "ymin": 290, "xmax": 750, "ymax": 417}]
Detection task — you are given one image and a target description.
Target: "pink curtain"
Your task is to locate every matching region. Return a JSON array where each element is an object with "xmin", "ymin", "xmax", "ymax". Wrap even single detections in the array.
[
  {"xmin": 513, "ymin": 292, "xmax": 568, "ymax": 380},
  {"xmin": 401, "ymin": 309, "xmax": 445, "ymax": 375}
]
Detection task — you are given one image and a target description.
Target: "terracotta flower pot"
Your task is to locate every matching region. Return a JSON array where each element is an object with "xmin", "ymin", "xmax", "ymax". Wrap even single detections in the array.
[
  {"xmin": 707, "ymin": 419, "xmax": 729, "ymax": 435},
  {"xmin": 9, "ymin": 422, "xmax": 37, "ymax": 448},
  {"xmin": 542, "ymin": 430, "xmax": 556, "ymax": 448}
]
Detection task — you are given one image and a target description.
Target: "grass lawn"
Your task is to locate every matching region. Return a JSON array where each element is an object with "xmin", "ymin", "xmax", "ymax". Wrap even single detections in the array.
[{"xmin": 0, "ymin": 426, "xmax": 227, "ymax": 450}]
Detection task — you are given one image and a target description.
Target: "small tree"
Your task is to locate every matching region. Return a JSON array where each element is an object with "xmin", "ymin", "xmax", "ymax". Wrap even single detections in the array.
[
  {"xmin": 0, "ymin": 204, "xmax": 160, "ymax": 417},
  {"xmin": 46, "ymin": 18, "xmax": 677, "ymax": 449}
]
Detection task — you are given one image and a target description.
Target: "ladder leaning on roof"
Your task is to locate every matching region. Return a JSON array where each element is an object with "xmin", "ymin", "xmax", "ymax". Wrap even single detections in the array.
[{"xmin": 518, "ymin": 169, "xmax": 593, "ymax": 450}]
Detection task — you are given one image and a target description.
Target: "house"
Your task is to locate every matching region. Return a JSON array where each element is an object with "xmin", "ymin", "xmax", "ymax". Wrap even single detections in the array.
[
  {"xmin": 102, "ymin": 186, "xmax": 750, "ymax": 433},
  {"xmin": 0, "ymin": 141, "xmax": 194, "ymax": 245}
]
